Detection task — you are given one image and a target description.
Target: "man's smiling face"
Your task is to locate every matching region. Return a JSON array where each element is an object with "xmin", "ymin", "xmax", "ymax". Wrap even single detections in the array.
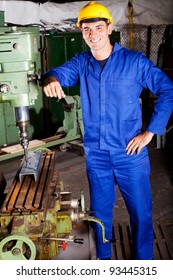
[{"xmin": 81, "ymin": 20, "xmax": 112, "ymax": 53}]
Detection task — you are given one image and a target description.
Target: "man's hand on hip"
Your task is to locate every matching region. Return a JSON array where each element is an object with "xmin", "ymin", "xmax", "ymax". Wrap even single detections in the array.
[{"xmin": 126, "ymin": 131, "xmax": 154, "ymax": 155}]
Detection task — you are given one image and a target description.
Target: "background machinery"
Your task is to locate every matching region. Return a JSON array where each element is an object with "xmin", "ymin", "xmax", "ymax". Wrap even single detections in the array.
[{"xmin": 0, "ymin": 27, "xmax": 84, "ymax": 161}]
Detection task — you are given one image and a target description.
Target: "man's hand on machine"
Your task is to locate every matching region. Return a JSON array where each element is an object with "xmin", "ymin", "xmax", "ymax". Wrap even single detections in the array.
[
  {"xmin": 126, "ymin": 130, "xmax": 154, "ymax": 155},
  {"xmin": 43, "ymin": 76, "xmax": 66, "ymax": 99}
]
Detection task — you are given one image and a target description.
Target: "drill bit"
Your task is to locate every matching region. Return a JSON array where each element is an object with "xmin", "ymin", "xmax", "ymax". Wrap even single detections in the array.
[
  {"xmin": 24, "ymin": 146, "xmax": 28, "ymax": 166},
  {"xmin": 14, "ymin": 106, "xmax": 30, "ymax": 167}
]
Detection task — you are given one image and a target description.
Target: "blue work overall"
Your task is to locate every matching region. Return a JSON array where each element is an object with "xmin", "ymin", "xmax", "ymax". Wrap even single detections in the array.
[{"xmin": 43, "ymin": 42, "xmax": 173, "ymax": 259}]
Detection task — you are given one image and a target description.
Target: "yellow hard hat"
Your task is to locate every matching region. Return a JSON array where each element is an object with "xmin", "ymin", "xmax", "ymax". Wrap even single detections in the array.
[{"xmin": 77, "ymin": 1, "xmax": 113, "ymax": 28}]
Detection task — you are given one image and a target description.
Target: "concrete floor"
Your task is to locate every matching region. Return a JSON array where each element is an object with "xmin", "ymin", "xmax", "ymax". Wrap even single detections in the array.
[{"xmin": 0, "ymin": 135, "xmax": 173, "ymax": 259}]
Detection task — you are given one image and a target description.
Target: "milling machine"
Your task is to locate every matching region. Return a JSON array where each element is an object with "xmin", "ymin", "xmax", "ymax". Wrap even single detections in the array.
[
  {"xmin": 0, "ymin": 148, "xmax": 109, "ymax": 260},
  {"xmin": 0, "ymin": 26, "xmax": 108, "ymax": 260}
]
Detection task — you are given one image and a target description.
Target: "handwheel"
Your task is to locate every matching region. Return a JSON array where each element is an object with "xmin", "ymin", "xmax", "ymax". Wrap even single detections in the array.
[
  {"xmin": 0, "ymin": 235, "xmax": 36, "ymax": 260},
  {"xmin": 59, "ymin": 143, "xmax": 68, "ymax": 152}
]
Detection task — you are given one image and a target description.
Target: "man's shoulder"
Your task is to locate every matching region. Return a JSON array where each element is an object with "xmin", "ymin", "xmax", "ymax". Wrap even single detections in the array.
[
  {"xmin": 114, "ymin": 43, "xmax": 142, "ymax": 57},
  {"xmin": 77, "ymin": 50, "xmax": 92, "ymax": 58},
  {"xmin": 114, "ymin": 43, "xmax": 149, "ymax": 65}
]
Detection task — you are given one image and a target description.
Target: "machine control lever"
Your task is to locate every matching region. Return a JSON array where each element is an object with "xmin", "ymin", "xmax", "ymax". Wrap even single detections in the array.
[{"xmin": 40, "ymin": 235, "xmax": 84, "ymax": 244}]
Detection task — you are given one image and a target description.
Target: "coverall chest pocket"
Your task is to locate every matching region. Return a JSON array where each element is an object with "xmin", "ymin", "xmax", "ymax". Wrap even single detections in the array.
[{"xmin": 109, "ymin": 79, "xmax": 142, "ymax": 120}]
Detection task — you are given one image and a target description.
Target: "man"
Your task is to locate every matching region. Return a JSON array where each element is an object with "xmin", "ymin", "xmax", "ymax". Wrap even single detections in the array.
[{"xmin": 42, "ymin": 2, "xmax": 173, "ymax": 260}]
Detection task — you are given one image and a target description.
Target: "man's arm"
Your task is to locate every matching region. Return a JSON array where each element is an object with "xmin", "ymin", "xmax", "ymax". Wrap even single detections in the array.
[
  {"xmin": 126, "ymin": 54, "xmax": 173, "ymax": 155},
  {"xmin": 138, "ymin": 54, "xmax": 173, "ymax": 136}
]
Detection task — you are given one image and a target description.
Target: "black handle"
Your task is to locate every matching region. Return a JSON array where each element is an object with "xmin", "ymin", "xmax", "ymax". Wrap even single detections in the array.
[{"xmin": 74, "ymin": 238, "xmax": 84, "ymax": 244}]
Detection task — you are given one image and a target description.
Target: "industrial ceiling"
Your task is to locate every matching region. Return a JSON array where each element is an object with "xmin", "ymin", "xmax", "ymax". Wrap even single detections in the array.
[{"xmin": 22, "ymin": 0, "xmax": 85, "ymax": 2}]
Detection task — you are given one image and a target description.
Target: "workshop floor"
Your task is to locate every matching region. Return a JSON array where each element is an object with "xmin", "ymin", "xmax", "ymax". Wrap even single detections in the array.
[{"xmin": 0, "ymin": 135, "xmax": 173, "ymax": 260}]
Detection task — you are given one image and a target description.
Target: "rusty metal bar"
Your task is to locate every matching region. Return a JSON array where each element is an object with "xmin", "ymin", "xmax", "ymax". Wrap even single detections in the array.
[
  {"xmin": 15, "ymin": 176, "xmax": 32, "ymax": 209},
  {"xmin": 33, "ymin": 153, "xmax": 51, "ymax": 209}
]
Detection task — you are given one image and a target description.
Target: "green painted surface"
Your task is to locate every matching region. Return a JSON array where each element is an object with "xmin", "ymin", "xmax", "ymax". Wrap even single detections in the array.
[
  {"xmin": 0, "ymin": 26, "xmax": 44, "ymax": 146},
  {"xmin": 0, "ymin": 11, "xmax": 4, "ymax": 26}
]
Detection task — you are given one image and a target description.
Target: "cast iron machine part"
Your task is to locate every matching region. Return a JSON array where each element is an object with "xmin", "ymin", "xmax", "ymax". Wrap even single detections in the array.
[{"xmin": 0, "ymin": 26, "xmax": 41, "ymax": 164}]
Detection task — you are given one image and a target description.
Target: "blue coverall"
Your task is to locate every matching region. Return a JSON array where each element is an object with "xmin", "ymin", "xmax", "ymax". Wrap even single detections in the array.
[{"xmin": 43, "ymin": 43, "xmax": 173, "ymax": 259}]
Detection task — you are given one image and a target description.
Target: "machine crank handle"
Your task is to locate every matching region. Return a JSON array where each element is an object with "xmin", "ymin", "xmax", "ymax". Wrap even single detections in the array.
[{"xmin": 40, "ymin": 235, "xmax": 83, "ymax": 244}]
